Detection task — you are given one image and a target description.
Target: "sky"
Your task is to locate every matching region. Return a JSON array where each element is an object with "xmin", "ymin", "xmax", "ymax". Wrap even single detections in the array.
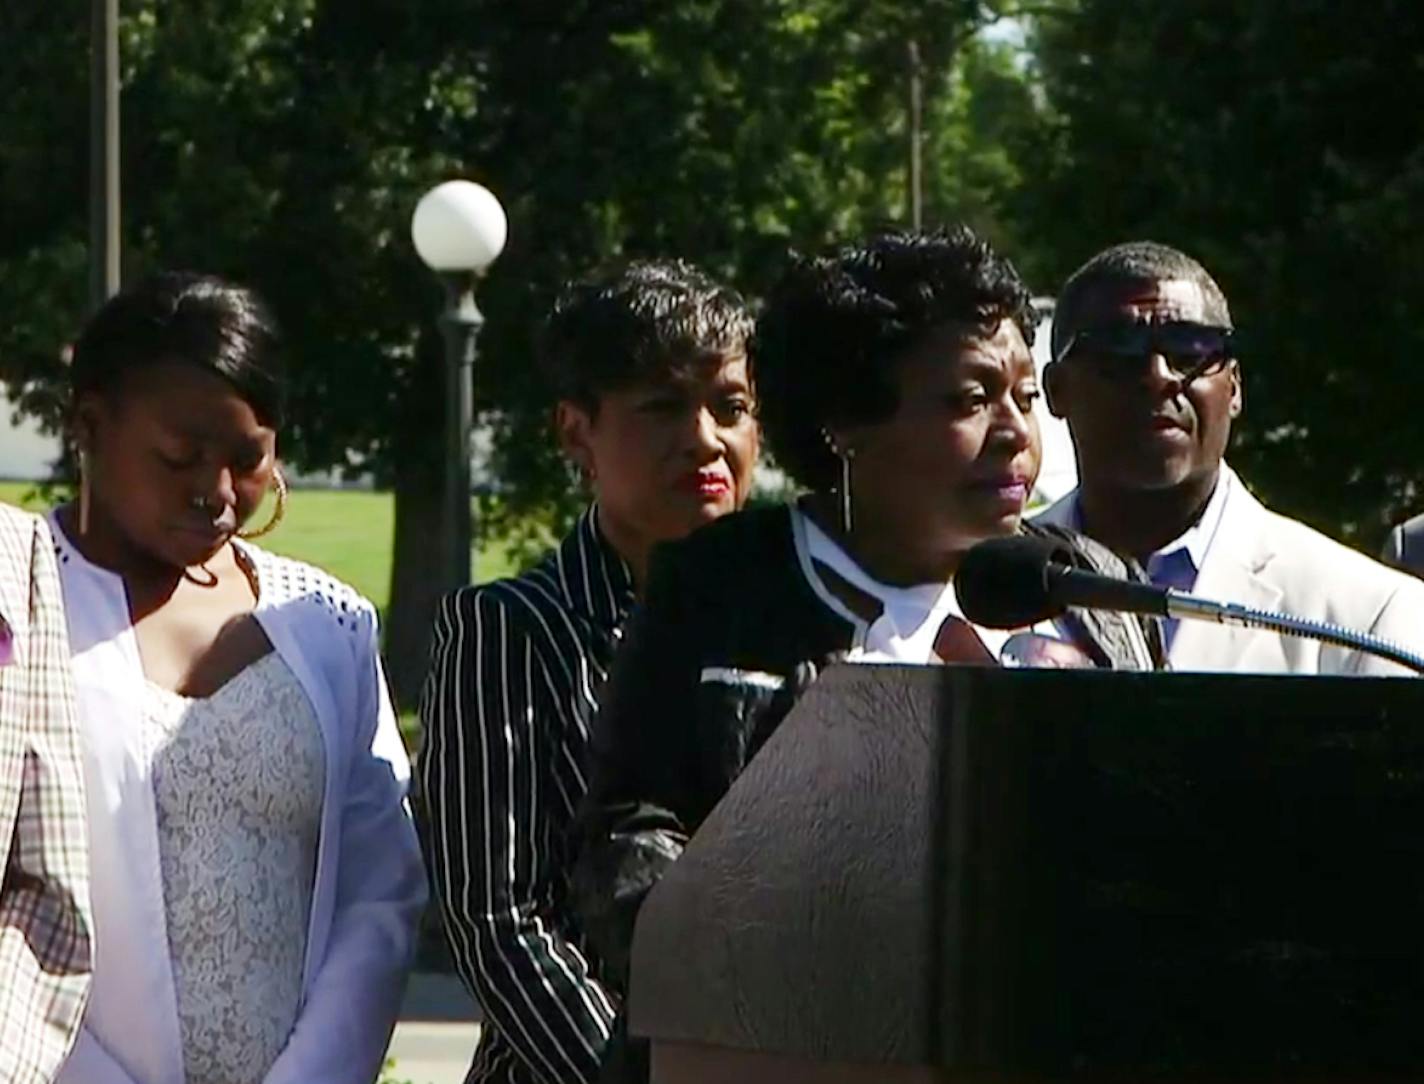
[{"xmin": 980, "ymin": 14, "xmax": 1028, "ymax": 48}]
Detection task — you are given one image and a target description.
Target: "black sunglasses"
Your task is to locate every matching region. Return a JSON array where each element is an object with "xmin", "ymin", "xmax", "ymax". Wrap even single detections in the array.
[{"xmin": 1054, "ymin": 320, "xmax": 1237, "ymax": 383}]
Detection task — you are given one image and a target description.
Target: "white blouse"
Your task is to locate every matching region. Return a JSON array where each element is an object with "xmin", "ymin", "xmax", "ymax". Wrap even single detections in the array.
[
  {"xmin": 48, "ymin": 516, "xmax": 426, "ymax": 1084},
  {"xmin": 793, "ymin": 507, "xmax": 1082, "ymax": 666},
  {"xmin": 142, "ymin": 653, "xmax": 325, "ymax": 1084}
]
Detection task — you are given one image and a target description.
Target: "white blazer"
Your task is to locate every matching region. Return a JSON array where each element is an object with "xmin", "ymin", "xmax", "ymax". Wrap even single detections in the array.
[
  {"xmin": 1036, "ymin": 465, "xmax": 1424, "ymax": 676},
  {"xmin": 48, "ymin": 519, "xmax": 427, "ymax": 1084}
]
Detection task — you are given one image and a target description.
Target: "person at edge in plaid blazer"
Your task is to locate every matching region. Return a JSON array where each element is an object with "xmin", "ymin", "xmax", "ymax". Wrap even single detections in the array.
[{"xmin": 0, "ymin": 501, "xmax": 92, "ymax": 1084}]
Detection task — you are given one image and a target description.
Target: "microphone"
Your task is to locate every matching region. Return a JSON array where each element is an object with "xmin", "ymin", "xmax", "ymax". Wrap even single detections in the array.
[
  {"xmin": 955, "ymin": 536, "xmax": 1424, "ymax": 674},
  {"xmin": 955, "ymin": 536, "xmax": 1166, "ymax": 627}
]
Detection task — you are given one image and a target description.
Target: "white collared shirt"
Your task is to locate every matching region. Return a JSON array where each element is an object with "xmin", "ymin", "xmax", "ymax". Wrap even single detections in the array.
[{"xmin": 793, "ymin": 508, "xmax": 1069, "ymax": 664}]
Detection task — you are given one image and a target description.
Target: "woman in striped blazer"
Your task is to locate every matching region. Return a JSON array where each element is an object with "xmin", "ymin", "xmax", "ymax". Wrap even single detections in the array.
[{"xmin": 416, "ymin": 260, "xmax": 760, "ymax": 1084}]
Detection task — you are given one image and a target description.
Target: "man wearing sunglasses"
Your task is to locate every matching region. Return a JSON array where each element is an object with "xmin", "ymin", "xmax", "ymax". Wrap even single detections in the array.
[{"xmin": 1036, "ymin": 241, "xmax": 1424, "ymax": 675}]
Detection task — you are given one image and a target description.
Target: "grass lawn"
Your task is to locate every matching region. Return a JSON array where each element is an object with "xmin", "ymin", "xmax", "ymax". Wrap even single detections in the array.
[
  {"xmin": 3, "ymin": 481, "xmax": 533, "ymax": 745},
  {"xmin": 0, "ymin": 481, "xmax": 525, "ymax": 614}
]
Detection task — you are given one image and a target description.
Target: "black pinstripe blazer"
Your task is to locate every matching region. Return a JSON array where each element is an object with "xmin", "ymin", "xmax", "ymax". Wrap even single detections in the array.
[{"xmin": 416, "ymin": 506, "xmax": 635, "ymax": 1084}]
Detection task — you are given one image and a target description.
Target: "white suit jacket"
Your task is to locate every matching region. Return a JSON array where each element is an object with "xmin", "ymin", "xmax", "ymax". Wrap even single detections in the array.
[
  {"xmin": 1036, "ymin": 466, "xmax": 1424, "ymax": 676},
  {"xmin": 49, "ymin": 520, "xmax": 427, "ymax": 1084}
]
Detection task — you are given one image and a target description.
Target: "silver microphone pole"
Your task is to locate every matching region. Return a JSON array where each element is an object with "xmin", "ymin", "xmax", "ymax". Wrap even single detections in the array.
[{"xmin": 1166, "ymin": 591, "xmax": 1424, "ymax": 674}]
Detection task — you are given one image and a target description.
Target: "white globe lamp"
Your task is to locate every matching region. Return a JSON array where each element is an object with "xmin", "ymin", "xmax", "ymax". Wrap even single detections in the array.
[{"xmin": 411, "ymin": 180, "xmax": 507, "ymax": 274}]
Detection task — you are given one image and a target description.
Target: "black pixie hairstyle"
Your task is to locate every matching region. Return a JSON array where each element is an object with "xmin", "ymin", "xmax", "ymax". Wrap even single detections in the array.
[
  {"xmin": 70, "ymin": 271, "xmax": 284, "ymax": 427},
  {"xmin": 755, "ymin": 225, "xmax": 1036, "ymax": 493},
  {"xmin": 1051, "ymin": 241, "xmax": 1233, "ymax": 360},
  {"xmin": 538, "ymin": 259, "xmax": 753, "ymax": 412}
]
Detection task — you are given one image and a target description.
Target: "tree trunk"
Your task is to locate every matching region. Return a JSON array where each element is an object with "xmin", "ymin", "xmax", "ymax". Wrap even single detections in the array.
[{"xmin": 385, "ymin": 446, "xmax": 451, "ymax": 713}]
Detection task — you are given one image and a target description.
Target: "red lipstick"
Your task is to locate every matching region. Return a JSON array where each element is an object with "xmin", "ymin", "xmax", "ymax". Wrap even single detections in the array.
[{"xmin": 681, "ymin": 468, "xmax": 731, "ymax": 498}]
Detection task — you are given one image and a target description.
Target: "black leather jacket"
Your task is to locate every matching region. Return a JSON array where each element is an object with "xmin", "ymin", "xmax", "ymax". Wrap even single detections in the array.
[{"xmin": 571, "ymin": 506, "xmax": 1163, "ymax": 1075}]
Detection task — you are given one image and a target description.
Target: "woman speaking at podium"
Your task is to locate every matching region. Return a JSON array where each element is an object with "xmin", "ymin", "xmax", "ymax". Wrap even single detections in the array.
[{"xmin": 573, "ymin": 226, "xmax": 1165, "ymax": 1023}]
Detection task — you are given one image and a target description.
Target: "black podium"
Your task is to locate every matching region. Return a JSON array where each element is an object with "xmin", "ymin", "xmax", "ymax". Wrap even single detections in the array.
[{"xmin": 628, "ymin": 665, "xmax": 1424, "ymax": 1082}]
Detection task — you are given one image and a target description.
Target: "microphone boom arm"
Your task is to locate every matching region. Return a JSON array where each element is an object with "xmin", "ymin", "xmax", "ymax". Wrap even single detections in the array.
[
  {"xmin": 1166, "ymin": 591, "xmax": 1424, "ymax": 675},
  {"xmin": 958, "ymin": 541, "xmax": 1424, "ymax": 675}
]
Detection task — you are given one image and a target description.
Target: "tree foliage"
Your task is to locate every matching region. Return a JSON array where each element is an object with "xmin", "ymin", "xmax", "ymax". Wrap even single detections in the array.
[
  {"xmin": 2, "ymin": 0, "xmax": 1041, "ymax": 494},
  {"xmin": 0, "ymin": 0, "xmax": 1045, "ymax": 697}
]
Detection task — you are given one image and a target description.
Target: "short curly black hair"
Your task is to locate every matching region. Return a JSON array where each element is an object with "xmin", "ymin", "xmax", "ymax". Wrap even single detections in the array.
[
  {"xmin": 754, "ymin": 225, "xmax": 1036, "ymax": 493},
  {"xmin": 539, "ymin": 259, "xmax": 754, "ymax": 413}
]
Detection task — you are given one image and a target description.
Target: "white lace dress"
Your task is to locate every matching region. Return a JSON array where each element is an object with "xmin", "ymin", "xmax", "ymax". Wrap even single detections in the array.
[{"xmin": 140, "ymin": 651, "xmax": 326, "ymax": 1084}]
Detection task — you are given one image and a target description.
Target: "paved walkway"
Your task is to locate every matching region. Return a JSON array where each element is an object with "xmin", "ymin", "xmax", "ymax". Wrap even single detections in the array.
[{"xmin": 386, "ymin": 972, "xmax": 480, "ymax": 1084}]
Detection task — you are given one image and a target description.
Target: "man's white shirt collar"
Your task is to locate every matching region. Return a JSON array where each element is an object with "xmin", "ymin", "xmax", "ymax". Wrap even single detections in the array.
[{"xmin": 1066, "ymin": 464, "xmax": 1235, "ymax": 585}]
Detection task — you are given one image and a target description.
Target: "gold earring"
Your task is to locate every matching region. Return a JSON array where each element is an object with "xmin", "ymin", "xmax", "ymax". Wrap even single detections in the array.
[
  {"xmin": 78, "ymin": 450, "xmax": 92, "ymax": 537},
  {"xmin": 238, "ymin": 466, "xmax": 288, "ymax": 540}
]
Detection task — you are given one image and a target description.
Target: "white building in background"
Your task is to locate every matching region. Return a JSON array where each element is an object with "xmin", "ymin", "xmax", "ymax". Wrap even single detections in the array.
[
  {"xmin": 0, "ymin": 391, "xmax": 60, "ymax": 481},
  {"xmin": 1030, "ymin": 300, "xmax": 1078, "ymax": 507}
]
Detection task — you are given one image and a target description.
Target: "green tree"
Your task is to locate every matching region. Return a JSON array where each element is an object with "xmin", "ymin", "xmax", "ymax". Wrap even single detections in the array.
[
  {"xmin": 921, "ymin": 32, "xmax": 1050, "ymax": 262},
  {"xmin": 0, "ymin": 3, "xmax": 92, "ymax": 432},
  {"xmin": 1015, "ymin": 0, "xmax": 1424, "ymax": 544},
  {"xmin": 0, "ymin": 0, "xmax": 1047, "ymax": 701}
]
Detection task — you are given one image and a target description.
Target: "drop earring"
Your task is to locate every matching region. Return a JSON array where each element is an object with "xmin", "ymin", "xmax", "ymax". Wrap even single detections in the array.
[
  {"xmin": 839, "ymin": 449, "xmax": 855, "ymax": 535},
  {"xmin": 822, "ymin": 429, "xmax": 855, "ymax": 535},
  {"xmin": 78, "ymin": 450, "xmax": 92, "ymax": 536}
]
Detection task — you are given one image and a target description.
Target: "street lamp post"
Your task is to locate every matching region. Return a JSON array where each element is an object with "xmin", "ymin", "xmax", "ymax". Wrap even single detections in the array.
[
  {"xmin": 90, "ymin": 0, "xmax": 121, "ymax": 310},
  {"xmin": 411, "ymin": 180, "xmax": 507, "ymax": 590}
]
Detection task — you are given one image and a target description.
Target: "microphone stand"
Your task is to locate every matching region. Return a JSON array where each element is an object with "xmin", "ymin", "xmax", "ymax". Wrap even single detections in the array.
[
  {"xmin": 1166, "ymin": 591, "xmax": 1424, "ymax": 675},
  {"xmin": 1046, "ymin": 565, "xmax": 1424, "ymax": 675},
  {"xmin": 959, "ymin": 540, "xmax": 1424, "ymax": 675}
]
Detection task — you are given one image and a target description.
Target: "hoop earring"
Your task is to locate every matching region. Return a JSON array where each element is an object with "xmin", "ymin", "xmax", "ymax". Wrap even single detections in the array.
[
  {"xmin": 183, "ymin": 564, "xmax": 220, "ymax": 588},
  {"xmin": 78, "ymin": 451, "xmax": 92, "ymax": 537},
  {"xmin": 822, "ymin": 429, "xmax": 855, "ymax": 536},
  {"xmin": 238, "ymin": 466, "xmax": 288, "ymax": 540}
]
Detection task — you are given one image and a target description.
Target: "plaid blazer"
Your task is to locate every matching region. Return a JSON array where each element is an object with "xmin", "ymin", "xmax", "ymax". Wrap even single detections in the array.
[{"xmin": 0, "ymin": 504, "xmax": 91, "ymax": 1084}]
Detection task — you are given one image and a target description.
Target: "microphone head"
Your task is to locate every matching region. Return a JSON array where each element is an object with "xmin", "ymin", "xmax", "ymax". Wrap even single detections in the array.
[{"xmin": 955, "ymin": 535, "xmax": 1074, "ymax": 629}]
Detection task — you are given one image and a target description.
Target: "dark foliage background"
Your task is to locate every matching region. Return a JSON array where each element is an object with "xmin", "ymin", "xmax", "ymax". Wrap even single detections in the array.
[{"xmin": 4, "ymin": 0, "xmax": 1421, "ymax": 694}]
